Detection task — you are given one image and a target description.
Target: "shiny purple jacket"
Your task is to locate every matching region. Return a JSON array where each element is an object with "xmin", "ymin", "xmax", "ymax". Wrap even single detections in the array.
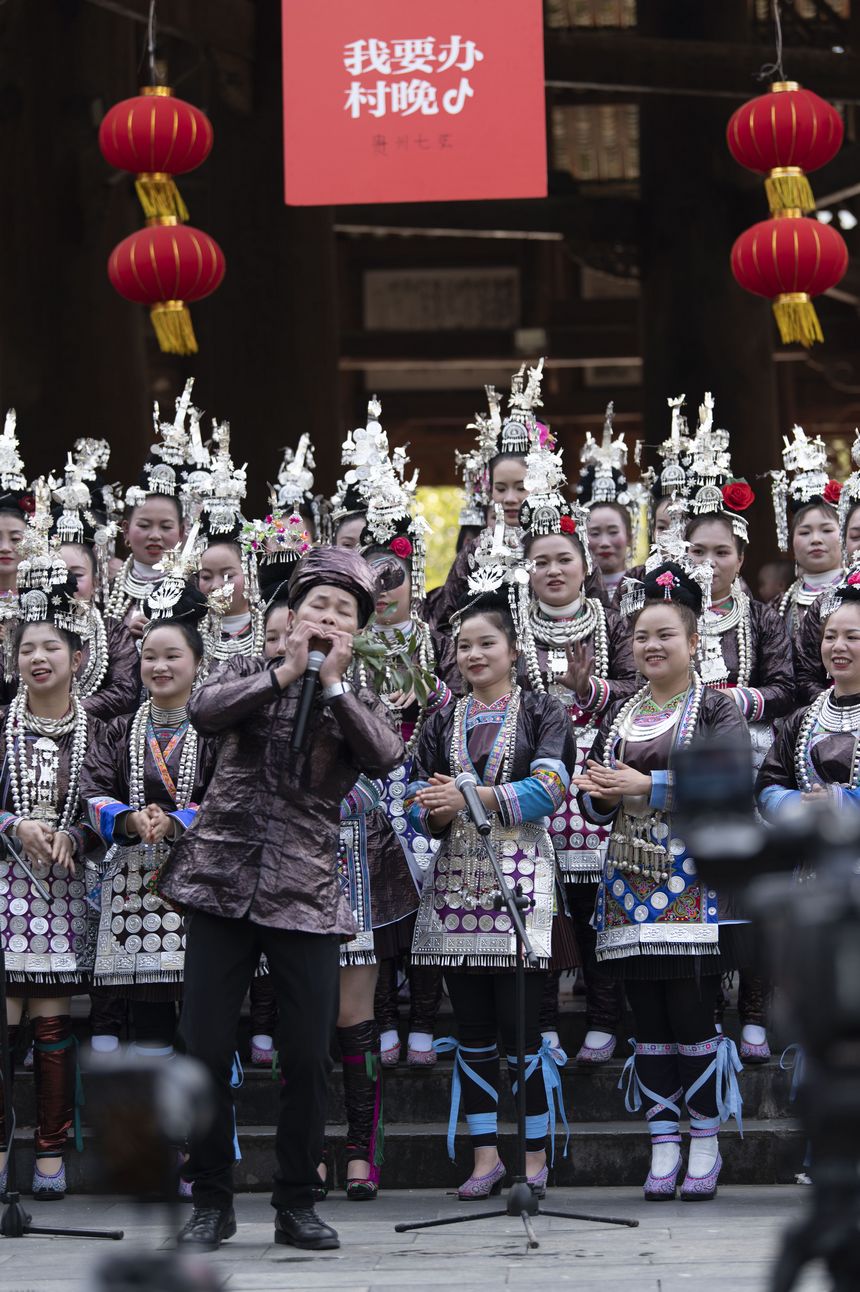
[{"xmin": 157, "ymin": 657, "xmax": 405, "ymax": 934}]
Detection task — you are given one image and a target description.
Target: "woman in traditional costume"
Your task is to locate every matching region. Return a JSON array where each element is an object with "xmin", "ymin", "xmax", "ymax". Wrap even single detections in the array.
[
  {"xmin": 517, "ymin": 435, "xmax": 637, "ymax": 1063},
  {"xmin": 407, "ymin": 539, "xmax": 575, "ymax": 1201},
  {"xmin": 104, "ymin": 380, "xmax": 204, "ymax": 634},
  {"xmin": 81, "ymin": 576, "xmax": 217, "ymax": 1060},
  {"xmin": 770, "ymin": 426, "xmax": 844, "ymax": 643},
  {"xmin": 757, "ymin": 572, "xmax": 860, "ymax": 821},
  {"xmin": 575, "ymin": 561, "xmax": 748, "ymax": 1202},
  {"xmin": 0, "ymin": 545, "xmax": 91, "ymax": 1200},
  {"xmin": 430, "ymin": 363, "xmax": 546, "ymax": 633}
]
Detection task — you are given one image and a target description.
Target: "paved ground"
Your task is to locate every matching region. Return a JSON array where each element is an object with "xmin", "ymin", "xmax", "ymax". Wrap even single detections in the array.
[{"xmin": 0, "ymin": 1188, "xmax": 832, "ymax": 1291}]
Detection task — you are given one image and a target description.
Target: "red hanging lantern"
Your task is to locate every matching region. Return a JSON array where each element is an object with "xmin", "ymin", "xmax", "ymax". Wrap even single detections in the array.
[
  {"xmin": 726, "ymin": 81, "xmax": 843, "ymax": 215},
  {"xmin": 108, "ymin": 219, "xmax": 226, "ymax": 355},
  {"xmin": 730, "ymin": 211, "xmax": 848, "ymax": 347},
  {"xmin": 98, "ymin": 86, "xmax": 214, "ymax": 222}
]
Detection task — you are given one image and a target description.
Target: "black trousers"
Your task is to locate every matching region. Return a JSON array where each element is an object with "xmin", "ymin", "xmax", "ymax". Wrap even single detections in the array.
[
  {"xmin": 445, "ymin": 970, "xmax": 549, "ymax": 1151},
  {"xmin": 625, "ymin": 976, "xmax": 721, "ymax": 1126},
  {"xmin": 178, "ymin": 910, "xmax": 340, "ymax": 1211}
]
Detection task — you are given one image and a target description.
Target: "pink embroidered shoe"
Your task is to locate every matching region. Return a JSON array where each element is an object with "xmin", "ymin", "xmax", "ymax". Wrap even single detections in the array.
[
  {"xmin": 527, "ymin": 1164, "xmax": 549, "ymax": 1198},
  {"xmin": 406, "ymin": 1047, "xmax": 437, "ymax": 1067},
  {"xmin": 739, "ymin": 1038, "xmax": 771, "ymax": 1064},
  {"xmin": 575, "ymin": 1035, "xmax": 617, "ymax": 1065},
  {"xmin": 251, "ymin": 1043, "xmax": 274, "ymax": 1066},
  {"xmin": 644, "ymin": 1156, "xmax": 682, "ymax": 1201},
  {"xmin": 380, "ymin": 1041, "xmax": 401, "ymax": 1068},
  {"xmin": 457, "ymin": 1158, "xmax": 506, "ymax": 1200},
  {"xmin": 680, "ymin": 1152, "xmax": 723, "ymax": 1201}
]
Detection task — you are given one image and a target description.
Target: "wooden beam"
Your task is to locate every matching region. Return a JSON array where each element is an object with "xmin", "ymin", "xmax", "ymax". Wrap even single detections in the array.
[
  {"xmin": 545, "ymin": 30, "xmax": 860, "ymax": 103},
  {"xmin": 82, "ymin": 0, "xmax": 254, "ymax": 61},
  {"xmin": 339, "ymin": 314, "xmax": 642, "ymax": 369},
  {"xmin": 336, "ymin": 195, "xmax": 639, "ymax": 242}
]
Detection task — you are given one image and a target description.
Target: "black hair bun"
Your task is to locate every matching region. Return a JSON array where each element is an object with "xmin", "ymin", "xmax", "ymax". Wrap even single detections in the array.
[
  {"xmin": 258, "ymin": 553, "xmax": 301, "ymax": 606},
  {"xmin": 145, "ymin": 580, "xmax": 209, "ymax": 626},
  {"xmin": 455, "ymin": 588, "xmax": 512, "ymax": 619},
  {"xmin": 642, "ymin": 561, "xmax": 703, "ymax": 617}
]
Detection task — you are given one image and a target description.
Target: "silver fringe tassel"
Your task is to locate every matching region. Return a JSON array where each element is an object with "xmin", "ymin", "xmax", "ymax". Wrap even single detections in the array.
[
  {"xmin": 597, "ymin": 942, "xmax": 720, "ymax": 962},
  {"xmin": 412, "ymin": 953, "xmax": 551, "ymax": 970}
]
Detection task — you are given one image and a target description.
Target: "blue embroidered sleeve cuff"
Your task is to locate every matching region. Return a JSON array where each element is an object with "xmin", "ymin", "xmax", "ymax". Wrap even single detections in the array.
[
  {"xmin": 170, "ymin": 808, "xmax": 197, "ymax": 834},
  {"xmin": 648, "ymin": 771, "xmax": 673, "ymax": 812},
  {"xmin": 86, "ymin": 796, "xmax": 131, "ymax": 846},
  {"xmin": 0, "ymin": 811, "xmax": 19, "ymax": 835},
  {"xmin": 757, "ymin": 784, "xmax": 800, "ymax": 818}
]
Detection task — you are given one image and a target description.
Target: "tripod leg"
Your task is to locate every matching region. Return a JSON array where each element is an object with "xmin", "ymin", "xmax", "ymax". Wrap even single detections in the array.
[
  {"xmin": 539, "ymin": 1208, "xmax": 639, "ymax": 1227},
  {"xmin": 394, "ymin": 1209, "xmax": 508, "ymax": 1233},
  {"xmin": 520, "ymin": 1212, "xmax": 539, "ymax": 1248}
]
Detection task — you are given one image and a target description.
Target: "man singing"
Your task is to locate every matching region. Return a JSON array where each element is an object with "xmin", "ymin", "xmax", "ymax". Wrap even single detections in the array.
[{"xmin": 158, "ymin": 547, "xmax": 404, "ymax": 1251}]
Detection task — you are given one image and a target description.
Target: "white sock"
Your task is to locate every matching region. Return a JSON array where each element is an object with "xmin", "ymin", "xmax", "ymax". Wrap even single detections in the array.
[
  {"xmin": 688, "ymin": 1134, "xmax": 719, "ymax": 1176},
  {"xmin": 90, "ymin": 1035, "xmax": 120, "ymax": 1054},
  {"xmin": 380, "ymin": 1029, "xmax": 400, "ymax": 1052},
  {"xmin": 651, "ymin": 1140, "xmax": 680, "ymax": 1176},
  {"xmin": 407, "ymin": 1031, "xmax": 433, "ymax": 1053},
  {"xmin": 742, "ymin": 1024, "xmax": 767, "ymax": 1046},
  {"xmin": 583, "ymin": 1029, "xmax": 614, "ymax": 1050},
  {"xmin": 252, "ymin": 1034, "xmax": 273, "ymax": 1051},
  {"xmin": 541, "ymin": 1029, "xmax": 561, "ymax": 1052}
]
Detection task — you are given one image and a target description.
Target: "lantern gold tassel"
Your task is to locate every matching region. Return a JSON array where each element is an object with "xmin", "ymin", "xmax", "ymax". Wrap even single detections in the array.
[
  {"xmin": 134, "ymin": 173, "xmax": 190, "ymax": 223},
  {"xmin": 772, "ymin": 293, "xmax": 824, "ymax": 348},
  {"xmin": 765, "ymin": 167, "xmax": 816, "ymax": 216},
  {"xmin": 149, "ymin": 301, "xmax": 199, "ymax": 356}
]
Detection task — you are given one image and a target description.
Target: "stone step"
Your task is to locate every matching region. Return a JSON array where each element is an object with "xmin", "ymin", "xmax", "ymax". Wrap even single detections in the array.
[
  {"xmin": 7, "ymin": 1054, "xmax": 794, "ymax": 1128},
  {"xmin": 4, "ymin": 1119, "xmax": 804, "ymax": 1194}
]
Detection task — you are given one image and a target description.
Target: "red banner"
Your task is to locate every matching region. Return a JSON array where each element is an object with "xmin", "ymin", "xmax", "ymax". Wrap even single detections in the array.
[{"xmin": 282, "ymin": 0, "xmax": 547, "ymax": 206}]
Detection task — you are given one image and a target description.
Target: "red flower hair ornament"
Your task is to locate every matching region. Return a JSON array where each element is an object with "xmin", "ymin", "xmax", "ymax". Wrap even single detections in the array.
[
  {"xmin": 18, "ymin": 495, "xmax": 35, "ymax": 515},
  {"xmin": 559, "ymin": 515, "xmax": 576, "ymax": 535},
  {"xmin": 389, "ymin": 536, "xmax": 413, "ymax": 559},
  {"xmin": 721, "ymin": 480, "xmax": 755, "ymax": 512},
  {"xmin": 823, "ymin": 479, "xmax": 843, "ymax": 505}
]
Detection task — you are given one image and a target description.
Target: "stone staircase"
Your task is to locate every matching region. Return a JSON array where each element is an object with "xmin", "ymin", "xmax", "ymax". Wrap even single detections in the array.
[{"xmin": 4, "ymin": 995, "xmax": 804, "ymax": 1194}]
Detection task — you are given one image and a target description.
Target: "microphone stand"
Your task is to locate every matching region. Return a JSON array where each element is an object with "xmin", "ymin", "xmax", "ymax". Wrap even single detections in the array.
[
  {"xmin": 395, "ymin": 807, "xmax": 637, "ymax": 1247},
  {"xmin": 0, "ymin": 835, "xmax": 123, "ymax": 1241}
]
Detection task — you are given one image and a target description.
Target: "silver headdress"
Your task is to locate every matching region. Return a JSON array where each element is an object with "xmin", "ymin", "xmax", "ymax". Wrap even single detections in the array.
[
  {"xmin": 15, "ymin": 479, "xmax": 88, "ymax": 637},
  {"xmin": 144, "ymin": 523, "xmax": 203, "ymax": 621},
  {"xmin": 450, "ymin": 513, "xmax": 530, "ymax": 638},
  {"xmin": 685, "ymin": 392, "xmax": 751, "ymax": 543},
  {"xmin": 126, "ymin": 378, "xmax": 210, "ymax": 512},
  {"xmin": 519, "ymin": 431, "xmax": 592, "ymax": 573},
  {"xmin": 200, "ymin": 420, "xmax": 247, "ymax": 538},
  {"xmin": 0, "ymin": 409, "xmax": 29, "ymax": 502},
  {"xmin": 499, "ymin": 359, "xmax": 545, "ymax": 456},
  {"xmin": 770, "ymin": 425, "xmax": 833, "ymax": 552},
  {"xmin": 274, "ymin": 434, "xmax": 318, "ymax": 527},
  {"xmin": 580, "ymin": 401, "xmax": 628, "ymax": 506},
  {"xmin": 51, "ymin": 455, "xmax": 94, "ymax": 544},
  {"xmin": 72, "ymin": 438, "xmax": 111, "ymax": 481},
  {"xmin": 658, "ymin": 395, "xmax": 692, "ymax": 498},
  {"xmin": 454, "ymin": 386, "xmax": 504, "ymax": 528},
  {"xmin": 349, "ymin": 398, "xmax": 431, "ymax": 605}
]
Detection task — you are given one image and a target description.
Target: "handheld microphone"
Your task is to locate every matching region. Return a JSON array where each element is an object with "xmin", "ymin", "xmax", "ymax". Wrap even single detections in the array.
[
  {"xmin": 454, "ymin": 771, "xmax": 492, "ymax": 836},
  {"xmin": 291, "ymin": 648, "xmax": 327, "ymax": 753}
]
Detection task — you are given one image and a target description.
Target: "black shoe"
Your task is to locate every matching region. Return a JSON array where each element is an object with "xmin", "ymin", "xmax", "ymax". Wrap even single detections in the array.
[
  {"xmin": 177, "ymin": 1205, "xmax": 237, "ymax": 1250},
  {"xmin": 274, "ymin": 1206, "xmax": 339, "ymax": 1250}
]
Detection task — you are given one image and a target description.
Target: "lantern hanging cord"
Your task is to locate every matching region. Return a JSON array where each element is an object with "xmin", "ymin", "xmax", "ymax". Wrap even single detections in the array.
[
  {"xmin": 757, "ymin": 0, "xmax": 786, "ymax": 83},
  {"xmin": 137, "ymin": 0, "xmax": 159, "ymax": 85}
]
